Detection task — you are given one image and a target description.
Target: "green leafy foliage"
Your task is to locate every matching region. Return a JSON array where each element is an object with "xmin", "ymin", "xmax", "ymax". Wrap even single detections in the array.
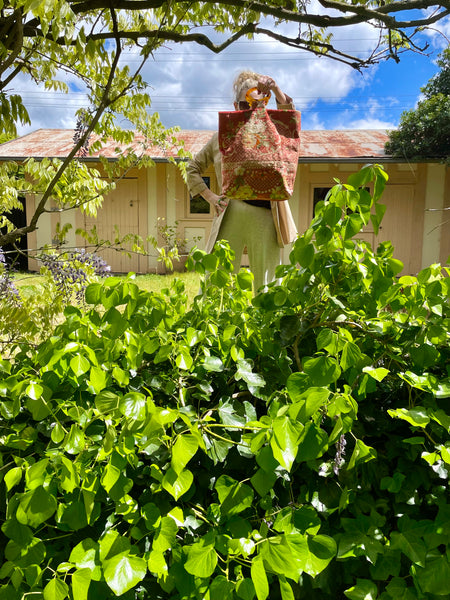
[
  {"xmin": 1, "ymin": 165, "xmax": 449, "ymax": 599},
  {"xmin": 0, "ymin": 248, "xmax": 110, "ymax": 353}
]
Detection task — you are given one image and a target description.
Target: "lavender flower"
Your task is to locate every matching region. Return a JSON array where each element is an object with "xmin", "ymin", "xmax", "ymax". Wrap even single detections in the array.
[
  {"xmin": 41, "ymin": 249, "xmax": 110, "ymax": 303},
  {"xmin": 73, "ymin": 111, "xmax": 91, "ymax": 157}
]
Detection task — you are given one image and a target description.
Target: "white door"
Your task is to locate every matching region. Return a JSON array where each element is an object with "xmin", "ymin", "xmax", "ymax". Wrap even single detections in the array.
[{"xmin": 84, "ymin": 178, "xmax": 140, "ymax": 273}]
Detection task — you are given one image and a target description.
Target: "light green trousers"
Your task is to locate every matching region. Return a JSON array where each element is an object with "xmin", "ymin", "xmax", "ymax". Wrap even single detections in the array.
[{"xmin": 217, "ymin": 199, "xmax": 281, "ymax": 292}]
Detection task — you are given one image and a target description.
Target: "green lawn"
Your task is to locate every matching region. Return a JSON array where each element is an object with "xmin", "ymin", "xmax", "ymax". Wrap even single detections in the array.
[
  {"xmin": 131, "ymin": 272, "xmax": 201, "ymax": 303},
  {"xmin": 12, "ymin": 271, "xmax": 202, "ymax": 305}
]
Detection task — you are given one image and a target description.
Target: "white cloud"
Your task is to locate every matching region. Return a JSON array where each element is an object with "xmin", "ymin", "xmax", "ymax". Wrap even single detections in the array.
[
  {"xmin": 304, "ymin": 112, "xmax": 326, "ymax": 130},
  {"xmin": 13, "ymin": 72, "xmax": 86, "ymax": 136},
  {"xmin": 335, "ymin": 116, "xmax": 396, "ymax": 130},
  {"xmin": 329, "ymin": 98, "xmax": 398, "ymax": 130},
  {"xmin": 141, "ymin": 17, "xmax": 382, "ymax": 132}
]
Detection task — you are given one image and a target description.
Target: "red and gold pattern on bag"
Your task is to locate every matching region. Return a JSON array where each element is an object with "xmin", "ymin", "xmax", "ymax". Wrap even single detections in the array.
[{"xmin": 219, "ymin": 107, "xmax": 301, "ymax": 201}]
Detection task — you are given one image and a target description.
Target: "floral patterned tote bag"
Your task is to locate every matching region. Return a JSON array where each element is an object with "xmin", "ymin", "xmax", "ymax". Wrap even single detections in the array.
[{"xmin": 218, "ymin": 106, "xmax": 301, "ymax": 201}]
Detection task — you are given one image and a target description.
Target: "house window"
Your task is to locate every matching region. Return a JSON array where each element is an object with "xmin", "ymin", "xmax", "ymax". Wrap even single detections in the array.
[
  {"xmin": 313, "ymin": 187, "xmax": 331, "ymax": 217},
  {"xmin": 190, "ymin": 177, "xmax": 211, "ymax": 215}
]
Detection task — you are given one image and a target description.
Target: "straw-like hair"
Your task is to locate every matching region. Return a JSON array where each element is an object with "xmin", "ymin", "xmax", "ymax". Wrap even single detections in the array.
[{"xmin": 232, "ymin": 70, "xmax": 261, "ymax": 103}]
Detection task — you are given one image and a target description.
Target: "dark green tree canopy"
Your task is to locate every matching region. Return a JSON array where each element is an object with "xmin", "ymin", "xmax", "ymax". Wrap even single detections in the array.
[
  {"xmin": 385, "ymin": 47, "xmax": 450, "ymax": 160},
  {"xmin": 422, "ymin": 47, "xmax": 450, "ymax": 98}
]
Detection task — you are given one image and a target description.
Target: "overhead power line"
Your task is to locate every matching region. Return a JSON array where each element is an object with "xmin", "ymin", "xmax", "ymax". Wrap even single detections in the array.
[
  {"xmin": 18, "ymin": 102, "xmax": 412, "ymax": 116},
  {"xmin": 15, "ymin": 90, "xmax": 419, "ymax": 102}
]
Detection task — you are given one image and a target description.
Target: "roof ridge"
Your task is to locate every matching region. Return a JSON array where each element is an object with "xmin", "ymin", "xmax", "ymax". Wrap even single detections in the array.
[{"xmin": 0, "ymin": 128, "xmax": 391, "ymax": 160}]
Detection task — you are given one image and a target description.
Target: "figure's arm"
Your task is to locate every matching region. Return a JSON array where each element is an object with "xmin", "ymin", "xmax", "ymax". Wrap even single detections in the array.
[
  {"xmin": 186, "ymin": 135, "xmax": 227, "ymax": 216},
  {"xmin": 186, "ymin": 135, "xmax": 215, "ymax": 198}
]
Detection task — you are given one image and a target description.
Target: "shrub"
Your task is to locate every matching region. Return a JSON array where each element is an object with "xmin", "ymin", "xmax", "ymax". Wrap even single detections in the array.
[
  {"xmin": 0, "ymin": 165, "xmax": 449, "ymax": 599},
  {"xmin": 0, "ymin": 250, "xmax": 111, "ymax": 353}
]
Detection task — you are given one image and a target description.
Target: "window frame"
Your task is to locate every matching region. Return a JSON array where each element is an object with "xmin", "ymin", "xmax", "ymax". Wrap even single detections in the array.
[{"xmin": 188, "ymin": 176, "xmax": 213, "ymax": 217}]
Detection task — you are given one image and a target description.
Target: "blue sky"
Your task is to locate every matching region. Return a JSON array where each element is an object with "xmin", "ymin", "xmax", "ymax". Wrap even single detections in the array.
[{"xmin": 14, "ymin": 13, "xmax": 450, "ymax": 135}]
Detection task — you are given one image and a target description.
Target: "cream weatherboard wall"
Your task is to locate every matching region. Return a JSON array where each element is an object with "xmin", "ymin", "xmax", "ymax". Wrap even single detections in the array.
[
  {"xmin": 422, "ymin": 163, "xmax": 448, "ymax": 269},
  {"xmin": 24, "ymin": 160, "xmax": 449, "ymax": 276}
]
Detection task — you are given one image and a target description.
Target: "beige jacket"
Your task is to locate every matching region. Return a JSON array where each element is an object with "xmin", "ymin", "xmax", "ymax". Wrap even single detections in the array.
[{"xmin": 186, "ymin": 132, "xmax": 298, "ymax": 252}]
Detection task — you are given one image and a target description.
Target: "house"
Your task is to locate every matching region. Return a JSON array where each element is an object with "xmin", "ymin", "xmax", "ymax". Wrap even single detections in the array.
[{"xmin": 0, "ymin": 128, "xmax": 449, "ymax": 274}]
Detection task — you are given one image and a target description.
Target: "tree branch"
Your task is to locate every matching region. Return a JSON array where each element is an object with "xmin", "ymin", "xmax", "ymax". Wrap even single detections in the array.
[
  {"xmin": 318, "ymin": 0, "xmax": 450, "ymax": 28},
  {"xmin": 29, "ymin": 11, "xmax": 123, "ymax": 225},
  {"xmin": 0, "ymin": 7, "xmax": 173, "ymax": 248},
  {"xmin": 65, "ymin": 0, "xmax": 361, "ymax": 27},
  {"xmin": 74, "ymin": 21, "xmax": 258, "ymax": 53},
  {"xmin": 66, "ymin": 0, "xmax": 450, "ymax": 28},
  {"xmin": 13, "ymin": 0, "xmax": 448, "ymax": 69}
]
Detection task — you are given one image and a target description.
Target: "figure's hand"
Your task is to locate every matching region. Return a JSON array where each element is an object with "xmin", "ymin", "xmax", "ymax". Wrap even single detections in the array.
[
  {"xmin": 214, "ymin": 195, "xmax": 228, "ymax": 216},
  {"xmin": 201, "ymin": 188, "xmax": 228, "ymax": 216},
  {"xmin": 257, "ymin": 76, "xmax": 288, "ymax": 106},
  {"xmin": 257, "ymin": 76, "xmax": 276, "ymax": 95}
]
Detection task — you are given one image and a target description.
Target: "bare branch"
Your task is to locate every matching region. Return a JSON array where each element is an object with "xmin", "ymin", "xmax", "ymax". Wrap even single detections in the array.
[{"xmin": 253, "ymin": 27, "xmax": 369, "ymax": 70}]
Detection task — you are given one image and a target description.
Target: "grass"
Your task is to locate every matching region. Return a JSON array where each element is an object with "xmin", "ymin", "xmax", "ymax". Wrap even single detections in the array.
[
  {"xmin": 12, "ymin": 270, "xmax": 202, "ymax": 306},
  {"xmin": 12, "ymin": 272, "xmax": 48, "ymax": 298},
  {"xmin": 131, "ymin": 272, "xmax": 201, "ymax": 304}
]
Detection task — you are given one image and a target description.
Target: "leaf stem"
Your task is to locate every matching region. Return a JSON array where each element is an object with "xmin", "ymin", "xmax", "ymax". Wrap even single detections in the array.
[{"xmin": 201, "ymin": 427, "xmax": 241, "ymax": 445}]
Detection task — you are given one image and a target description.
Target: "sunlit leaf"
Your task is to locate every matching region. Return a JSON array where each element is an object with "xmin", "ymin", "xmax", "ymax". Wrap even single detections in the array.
[
  {"xmin": 162, "ymin": 468, "xmax": 193, "ymax": 500},
  {"xmin": 388, "ymin": 407, "xmax": 430, "ymax": 428},
  {"xmin": 347, "ymin": 439, "xmax": 377, "ymax": 470},
  {"xmin": 171, "ymin": 434, "xmax": 198, "ymax": 474},
  {"xmin": 103, "ymin": 553, "xmax": 147, "ymax": 595},
  {"xmin": 43, "ymin": 578, "xmax": 69, "ymax": 600},
  {"xmin": 270, "ymin": 416, "xmax": 302, "ymax": 471},
  {"xmin": 17, "ymin": 486, "xmax": 57, "ymax": 527},
  {"xmin": 184, "ymin": 534, "xmax": 217, "ymax": 577},
  {"xmin": 362, "ymin": 366, "xmax": 389, "ymax": 382},
  {"xmin": 71, "ymin": 568, "xmax": 92, "ymax": 600},
  {"xmin": 215, "ymin": 475, "xmax": 254, "ymax": 516},
  {"xmin": 251, "ymin": 556, "xmax": 269, "ymax": 600},
  {"xmin": 344, "ymin": 579, "xmax": 378, "ymax": 600}
]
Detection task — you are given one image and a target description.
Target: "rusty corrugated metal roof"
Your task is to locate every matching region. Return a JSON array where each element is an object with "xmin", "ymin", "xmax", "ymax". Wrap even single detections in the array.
[
  {"xmin": 298, "ymin": 130, "xmax": 389, "ymax": 159},
  {"xmin": 0, "ymin": 128, "xmax": 391, "ymax": 161}
]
